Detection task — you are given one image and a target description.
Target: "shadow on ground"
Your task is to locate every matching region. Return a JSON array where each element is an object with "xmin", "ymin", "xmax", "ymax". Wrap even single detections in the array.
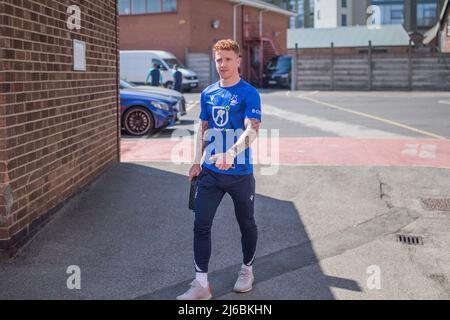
[{"xmin": 0, "ymin": 163, "xmax": 360, "ymax": 299}]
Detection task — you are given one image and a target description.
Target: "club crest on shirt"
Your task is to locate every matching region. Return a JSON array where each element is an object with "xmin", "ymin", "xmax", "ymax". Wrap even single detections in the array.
[
  {"xmin": 212, "ymin": 106, "xmax": 229, "ymax": 127},
  {"xmin": 230, "ymin": 95, "xmax": 239, "ymax": 106}
]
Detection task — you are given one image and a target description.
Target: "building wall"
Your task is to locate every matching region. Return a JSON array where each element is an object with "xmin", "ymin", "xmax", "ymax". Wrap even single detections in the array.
[
  {"xmin": 189, "ymin": 0, "xmax": 236, "ymax": 54},
  {"xmin": 0, "ymin": 0, "xmax": 120, "ymax": 254},
  {"xmin": 337, "ymin": 0, "xmax": 353, "ymax": 26},
  {"xmin": 119, "ymin": 0, "xmax": 191, "ymax": 64},
  {"xmin": 119, "ymin": 0, "xmax": 241, "ymax": 64},
  {"xmin": 314, "ymin": 0, "xmax": 370, "ymax": 28},
  {"xmin": 119, "ymin": 0, "xmax": 290, "ymax": 81},
  {"xmin": 315, "ymin": 0, "xmax": 338, "ymax": 28},
  {"xmin": 353, "ymin": 0, "xmax": 371, "ymax": 26},
  {"xmin": 238, "ymin": 6, "xmax": 288, "ymax": 83},
  {"xmin": 262, "ymin": 10, "xmax": 288, "ymax": 54}
]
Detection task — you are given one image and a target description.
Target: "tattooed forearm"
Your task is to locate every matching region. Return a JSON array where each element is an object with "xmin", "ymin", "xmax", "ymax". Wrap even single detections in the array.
[
  {"xmin": 194, "ymin": 121, "xmax": 210, "ymax": 164},
  {"xmin": 229, "ymin": 118, "xmax": 260, "ymax": 157},
  {"xmin": 201, "ymin": 121, "xmax": 209, "ymax": 153}
]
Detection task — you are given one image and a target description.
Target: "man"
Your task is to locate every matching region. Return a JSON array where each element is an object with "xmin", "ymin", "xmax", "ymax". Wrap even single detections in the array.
[
  {"xmin": 145, "ymin": 63, "xmax": 163, "ymax": 87},
  {"xmin": 177, "ymin": 39, "xmax": 262, "ymax": 300},
  {"xmin": 173, "ymin": 64, "xmax": 183, "ymax": 93}
]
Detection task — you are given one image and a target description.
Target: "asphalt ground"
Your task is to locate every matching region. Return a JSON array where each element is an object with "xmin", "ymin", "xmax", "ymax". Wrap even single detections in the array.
[{"xmin": 1, "ymin": 90, "xmax": 450, "ymax": 300}]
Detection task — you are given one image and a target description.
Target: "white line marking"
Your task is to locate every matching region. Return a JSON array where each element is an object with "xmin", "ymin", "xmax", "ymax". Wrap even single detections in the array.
[
  {"xmin": 186, "ymin": 101, "xmax": 199, "ymax": 112},
  {"xmin": 438, "ymin": 100, "xmax": 450, "ymax": 105},
  {"xmin": 297, "ymin": 91, "xmax": 319, "ymax": 98},
  {"xmin": 297, "ymin": 96, "xmax": 446, "ymax": 140},
  {"xmin": 263, "ymin": 104, "xmax": 406, "ymax": 138}
]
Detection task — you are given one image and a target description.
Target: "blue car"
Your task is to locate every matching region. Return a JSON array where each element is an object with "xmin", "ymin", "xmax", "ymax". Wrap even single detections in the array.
[{"xmin": 120, "ymin": 86, "xmax": 178, "ymax": 136}]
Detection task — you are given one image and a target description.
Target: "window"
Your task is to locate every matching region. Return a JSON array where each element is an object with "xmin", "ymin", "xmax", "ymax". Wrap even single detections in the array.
[
  {"xmin": 163, "ymin": 58, "xmax": 185, "ymax": 69},
  {"xmin": 152, "ymin": 59, "xmax": 167, "ymax": 71},
  {"xmin": 147, "ymin": 0, "xmax": 161, "ymax": 13},
  {"xmin": 118, "ymin": 0, "xmax": 177, "ymax": 15},
  {"xmin": 391, "ymin": 9, "xmax": 403, "ymax": 20},
  {"xmin": 341, "ymin": 14, "xmax": 347, "ymax": 26},
  {"xmin": 162, "ymin": 0, "xmax": 177, "ymax": 12},
  {"xmin": 118, "ymin": 0, "xmax": 131, "ymax": 15},
  {"xmin": 132, "ymin": 0, "xmax": 146, "ymax": 14},
  {"xmin": 341, "ymin": 0, "xmax": 347, "ymax": 9},
  {"xmin": 417, "ymin": 1, "xmax": 437, "ymax": 27},
  {"xmin": 372, "ymin": 1, "xmax": 404, "ymax": 25},
  {"xmin": 288, "ymin": 0, "xmax": 314, "ymax": 28}
]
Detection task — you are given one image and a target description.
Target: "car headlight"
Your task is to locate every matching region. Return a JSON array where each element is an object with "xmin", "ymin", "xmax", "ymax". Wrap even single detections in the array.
[
  {"xmin": 152, "ymin": 101, "xmax": 170, "ymax": 111},
  {"xmin": 280, "ymin": 74, "xmax": 289, "ymax": 79}
]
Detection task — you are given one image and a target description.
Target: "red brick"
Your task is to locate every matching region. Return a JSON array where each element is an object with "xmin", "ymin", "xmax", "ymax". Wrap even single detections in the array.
[
  {"xmin": 0, "ymin": 0, "xmax": 120, "ymax": 248},
  {"xmin": 119, "ymin": 0, "xmax": 289, "ymax": 79},
  {"xmin": 0, "ymin": 227, "xmax": 9, "ymax": 240}
]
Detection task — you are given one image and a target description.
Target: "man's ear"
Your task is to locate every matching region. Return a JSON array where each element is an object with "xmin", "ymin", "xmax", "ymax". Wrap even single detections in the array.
[{"xmin": 237, "ymin": 57, "xmax": 242, "ymax": 67}]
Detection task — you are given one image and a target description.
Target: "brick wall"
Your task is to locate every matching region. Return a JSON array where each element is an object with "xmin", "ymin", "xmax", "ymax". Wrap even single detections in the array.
[
  {"xmin": 188, "ymin": 0, "xmax": 235, "ymax": 54},
  {"xmin": 242, "ymin": 7, "xmax": 287, "ymax": 54},
  {"xmin": 119, "ymin": 0, "xmax": 191, "ymax": 63},
  {"xmin": 262, "ymin": 11, "xmax": 288, "ymax": 55},
  {"xmin": 119, "ymin": 0, "xmax": 289, "ymax": 63},
  {"xmin": 0, "ymin": 0, "xmax": 120, "ymax": 255}
]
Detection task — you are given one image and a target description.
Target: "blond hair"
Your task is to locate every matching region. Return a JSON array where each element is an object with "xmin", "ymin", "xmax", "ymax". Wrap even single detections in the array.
[{"xmin": 213, "ymin": 39, "xmax": 241, "ymax": 57}]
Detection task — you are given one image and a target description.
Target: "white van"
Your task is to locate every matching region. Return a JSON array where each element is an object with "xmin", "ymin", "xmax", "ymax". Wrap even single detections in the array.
[{"xmin": 120, "ymin": 50, "xmax": 199, "ymax": 91}]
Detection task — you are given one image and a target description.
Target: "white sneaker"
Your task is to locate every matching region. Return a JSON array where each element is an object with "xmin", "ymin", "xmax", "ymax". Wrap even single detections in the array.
[
  {"xmin": 233, "ymin": 268, "xmax": 255, "ymax": 293},
  {"xmin": 176, "ymin": 280, "xmax": 212, "ymax": 300}
]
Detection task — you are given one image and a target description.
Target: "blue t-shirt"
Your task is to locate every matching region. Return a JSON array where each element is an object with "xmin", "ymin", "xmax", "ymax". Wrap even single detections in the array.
[{"xmin": 199, "ymin": 79, "xmax": 262, "ymax": 175}]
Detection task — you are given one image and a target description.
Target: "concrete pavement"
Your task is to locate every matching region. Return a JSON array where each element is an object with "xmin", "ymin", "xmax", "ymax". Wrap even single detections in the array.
[
  {"xmin": 1, "ymin": 162, "xmax": 450, "ymax": 299},
  {"xmin": 2, "ymin": 90, "xmax": 450, "ymax": 300}
]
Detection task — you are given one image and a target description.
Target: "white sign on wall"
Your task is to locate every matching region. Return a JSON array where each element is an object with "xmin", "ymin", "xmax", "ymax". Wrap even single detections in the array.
[
  {"xmin": 67, "ymin": 5, "xmax": 85, "ymax": 71},
  {"xmin": 73, "ymin": 39, "xmax": 86, "ymax": 71}
]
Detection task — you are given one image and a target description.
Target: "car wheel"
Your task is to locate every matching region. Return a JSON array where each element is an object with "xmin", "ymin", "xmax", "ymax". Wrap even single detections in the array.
[
  {"xmin": 165, "ymin": 81, "xmax": 174, "ymax": 90},
  {"xmin": 123, "ymin": 107, "xmax": 154, "ymax": 136}
]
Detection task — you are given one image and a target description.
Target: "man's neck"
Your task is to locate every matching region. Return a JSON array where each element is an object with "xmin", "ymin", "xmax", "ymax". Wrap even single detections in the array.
[{"xmin": 220, "ymin": 76, "xmax": 241, "ymax": 88}]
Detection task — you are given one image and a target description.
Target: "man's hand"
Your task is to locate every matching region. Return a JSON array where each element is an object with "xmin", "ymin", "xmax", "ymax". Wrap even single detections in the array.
[
  {"xmin": 189, "ymin": 164, "xmax": 202, "ymax": 182},
  {"xmin": 209, "ymin": 151, "xmax": 236, "ymax": 171}
]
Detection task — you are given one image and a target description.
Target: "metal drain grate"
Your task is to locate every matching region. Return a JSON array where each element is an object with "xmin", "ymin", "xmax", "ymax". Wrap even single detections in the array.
[
  {"xmin": 421, "ymin": 198, "xmax": 450, "ymax": 211},
  {"xmin": 397, "ymin": 234, "xmax": 424, "ymax": 245}
]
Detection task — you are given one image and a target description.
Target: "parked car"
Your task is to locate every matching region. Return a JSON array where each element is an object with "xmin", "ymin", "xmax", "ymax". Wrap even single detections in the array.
[
  {"xmin": 263, "ymin": 55, "xmax": 292, "ymax": 89},
  {"xmin": 120, "ymin": 84, "xmax": 179, "ymax": 136},
  {"xmin": 120, "ymin": 80, "xmax": 186, "ymax": 118},
  {"xmin": 120, "ymin": 50, "xmax": 199, "ymax": 92}
]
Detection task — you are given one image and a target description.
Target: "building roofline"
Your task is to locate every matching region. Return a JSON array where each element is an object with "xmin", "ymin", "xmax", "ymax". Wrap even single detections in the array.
[
  {"xmin": 226, "ymin": 0, "xmax": 297, "ymax": 16},
  {"xmin": 288, "ymin": 25, "xmax": 411, "ymax": 49}
]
